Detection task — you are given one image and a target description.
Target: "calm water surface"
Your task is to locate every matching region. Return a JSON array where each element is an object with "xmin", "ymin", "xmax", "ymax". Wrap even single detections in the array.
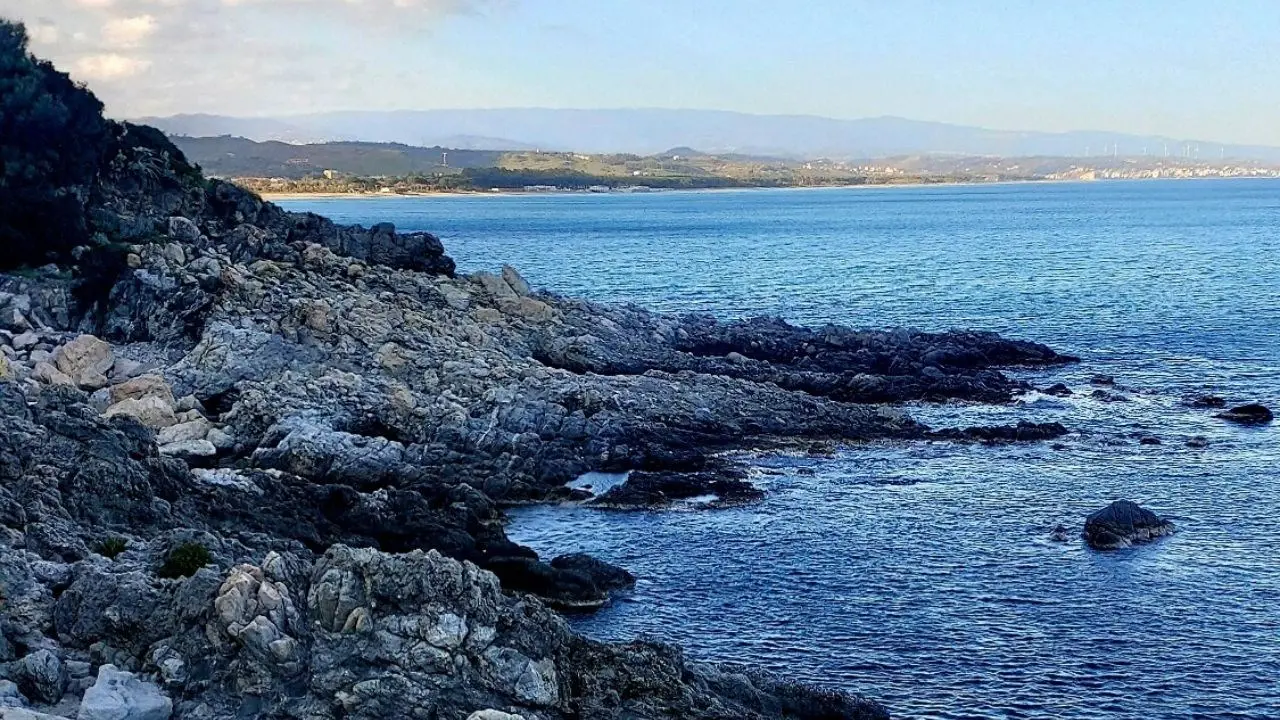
[{"xmin": 280, "ymin": 181, "xmax": 1280, "ymax": 720}]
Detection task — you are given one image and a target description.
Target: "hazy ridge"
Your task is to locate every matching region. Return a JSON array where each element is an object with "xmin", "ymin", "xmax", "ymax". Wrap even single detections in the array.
[{"xmin": 139, "ymin": 108, "xmax": 1280, "ymax": 162}]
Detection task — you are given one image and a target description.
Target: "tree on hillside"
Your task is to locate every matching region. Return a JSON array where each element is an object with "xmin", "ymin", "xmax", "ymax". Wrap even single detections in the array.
[{"xmin": 0, "ymin": 19, "xmax": 113, "ymax": 268}]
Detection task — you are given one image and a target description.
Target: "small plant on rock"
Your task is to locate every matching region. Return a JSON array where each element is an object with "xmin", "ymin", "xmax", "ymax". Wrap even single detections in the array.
[
  {"xmin": 159, "ymin": 542, "xmax": 212, "ymax": 579},
  {"xmin": 96, "ymin": 537, "xmax": 128, "ymax": 559}
]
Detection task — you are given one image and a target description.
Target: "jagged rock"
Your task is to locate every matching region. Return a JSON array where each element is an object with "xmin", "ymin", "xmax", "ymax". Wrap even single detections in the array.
[
  {"xmin": 501, "ymin": 266, "xmax": 531, "ymax": 296},
  {"xmin": 103, "ymin": 397, "xmax": 178, "ymax": 429},
  {"xmin": 15, "ymin": 650, "xmax": 67, "ymax": 705},
  {"xmin": 109, "ymin": 375, "xmax": 175, "ymax": 406},
  {"xmin": 53, "ymin": 335, "xmax": 114, "ymax": 388},
  {"xmin": 31, "ymin": 361, "xmax": 74, "ymax": 386},
  {"xmin": 1083, "ymin": 500, "xmax": 1175, "ymax": 550},
  {"xmin": 1215, "ymin": 403, "xmax": 1273, "ymax": 425},
  {"xmin": 78, "ymin": 665, "xmax": 172, "ymax": 720}
]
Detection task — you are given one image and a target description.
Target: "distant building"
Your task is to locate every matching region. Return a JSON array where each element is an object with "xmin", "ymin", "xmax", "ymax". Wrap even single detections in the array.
[{"xmin": 323, "ymin": 169, "xmax": 336, "ymax": 180}]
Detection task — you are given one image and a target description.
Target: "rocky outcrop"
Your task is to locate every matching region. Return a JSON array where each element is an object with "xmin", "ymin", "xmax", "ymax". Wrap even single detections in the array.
[
  {"xmin": 0, "ymin": 27, "xmax": 1087, "ymax": 717},
  {"xmin": 1083, "ymin": 500, "xmax": 1175, "ymax": 550}
]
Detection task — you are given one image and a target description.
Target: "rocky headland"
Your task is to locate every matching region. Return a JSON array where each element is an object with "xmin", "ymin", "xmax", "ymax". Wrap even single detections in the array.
[{"xmin": 0, "ymin": 21, "xmax": 1077, "ymax": 720}]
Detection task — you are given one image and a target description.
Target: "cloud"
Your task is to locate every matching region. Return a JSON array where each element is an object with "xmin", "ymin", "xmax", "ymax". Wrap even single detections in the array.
[
  {"xmin": 74, "ymin": 53, "xmax": 151, "ymax": 79},
  {"xmin": 101, "ymin": 14, "xmax": 157, "ymax": 47},
  {"xmin": 0, "ymin": 0, "xmax": 502, "ymax": 115},
  {"xmin": 27, "ymin": 19, "xmax": 60, "ymax": 45}
]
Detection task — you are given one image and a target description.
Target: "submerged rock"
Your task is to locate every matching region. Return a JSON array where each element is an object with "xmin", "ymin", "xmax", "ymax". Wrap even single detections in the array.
[
  {"xmin": 1215, "ymin": 403, "xmax": 1273, "ymax": 425},
  {"xmin": 588, "ymin": 469, "xmax": 765, "ymax": 510},
  {"xmin": 1083, "ymin": 500, "xmax": 1175, "ymax": 550},
  {"xmin": 1043, "ymin": 382, "xmax": 1073, "ymax": 397}
]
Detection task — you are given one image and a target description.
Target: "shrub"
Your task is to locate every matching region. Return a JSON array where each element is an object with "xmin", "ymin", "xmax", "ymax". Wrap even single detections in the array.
[
  {"xmin": 0, "ymin": 19, "xmax": 115, "ymax": 269},
  {"xmin": 158, "ymin": 542, "xmax": 212, "ymax": 579},
  {"xmin": 95, "ymin": 536, "xmax": 128, "ymax": 559}
]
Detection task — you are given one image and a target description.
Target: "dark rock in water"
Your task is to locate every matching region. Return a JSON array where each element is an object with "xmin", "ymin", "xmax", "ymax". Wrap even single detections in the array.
[
  {"xmin": 1186, "ymin": 436, "xmax": 1210, "ymax": 449},
  {"xmin": 930, "ymin": 421, "xmax": 1068, "ymax": 443},
  {"xmin": 484, "ymin": 555, "xmax": 614, "ymax": 610},
  {"xmin": 1215, "ymin": 403, "xmax": 1274, "ymax": 425},
  {"xmin": 588, "ymin": 468, "xmax": 764, "ymax": 510},
  {"xmin": 551, "ymin": 552, "xmax": 637, "ymax": 592},
  {"xmin": 1090, "ymin": 374, "xmax": 1116, "ymax": 386},
  {"xmin": 1043, "ymin": 383, "xmax": 1073, "ymax": 397},
  {"xmin": 1188, "ymin": 394, "xmax": 1227, "ymax": 409},
  {"xmin": 1139, "ymin": 436, "xmax": 1161, "ymax": 446},
  {"xmin": 1083, "ymin": 500, "xmax": 1175, "ymax": 550},
  {"xmin": 1090, "ymin": 389, "xmax": 1129, "ymax": 403},
  {"xmin": 1049, "ymin": 524, "xmax": 1072, "ymax": 543}
]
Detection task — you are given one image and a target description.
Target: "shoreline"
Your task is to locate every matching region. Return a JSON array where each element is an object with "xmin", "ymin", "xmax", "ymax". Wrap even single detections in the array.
[{"xmin": 258, "ymin": 174, "xmax": 1275, "ymax": 202}]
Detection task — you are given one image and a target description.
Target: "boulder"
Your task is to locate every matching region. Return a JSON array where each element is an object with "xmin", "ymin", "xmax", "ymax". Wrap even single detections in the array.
[
  {"xmin": 1083, "ymin": 500, "xmax": 1175, "ymax": 550},
  {"xmin": 103, "ymin": 397, "xmax": 178, "ymax": 429},
  {"xmin": 11, "ymin": 332, "xmax": 38, "ymax": 351},
  {"xmin": 0, "ymin": 354, "xmax": 11, "ymax": 380},
  {"xmin": 15, "ymin": 650, "xmax": 67, "ymax": 705},
  {"xmin": 109, "ymin": 375, "xmax": 176, "ymax": 406},
  {"xmin": 1043, "ymin": 382, "xmax": 1073, "ymax": 397},
  {"xmin": 158, "ymin": 439, "xmax": 217, "ymax": 461},
  {"xmin": 78, "ymin": 665, "xmax": 172, "ymax": 720},
  {"xmin": 52, "ymin": 335, "xmax": 114, "ymax": 387},
  {"xmin": 1215, "ymin": 403, "xmax": 1273, "ymax": 425},
  {"xmin": 155, "ymin": 418, "xmax": 212, "ymax": 446}
]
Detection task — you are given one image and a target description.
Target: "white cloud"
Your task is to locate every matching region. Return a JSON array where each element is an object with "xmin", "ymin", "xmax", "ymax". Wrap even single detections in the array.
[
  {"xmin": 0, "ymin": 0, "xmax": 502, "ymax": 115},
  {"xmin": 28, "ymin": 21, "xmax": 60, "ymax": 45},
  {"xmin": 101, "ymin": 14, "xmax": 157, "ymax": 47},
  {"xmin": 74, "ymin": 53, "xmax": 151, "ymax": 79}
]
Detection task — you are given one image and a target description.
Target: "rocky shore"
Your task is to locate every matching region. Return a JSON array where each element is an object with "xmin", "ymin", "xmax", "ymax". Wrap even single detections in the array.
[{"xmin": 0, "ymin": 23, "xmax": 1082, "ymax": 720}]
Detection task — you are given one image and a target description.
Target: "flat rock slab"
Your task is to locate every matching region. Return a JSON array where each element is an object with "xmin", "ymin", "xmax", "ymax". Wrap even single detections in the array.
[{"xmin": 78, "ymin": 665, "xmax": 172, "ymax": 720}]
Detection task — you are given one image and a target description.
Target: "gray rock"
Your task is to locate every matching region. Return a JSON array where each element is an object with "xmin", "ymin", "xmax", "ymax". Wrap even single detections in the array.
[
  {"xmin": 11, "ymin": 332, "xmax": 38, "ymax": 351},
  {"xmin": 78, "ymin": 665, "xmax": 172, "ymax": 720},
  {"xmin": 15, "ymin": 650, "xmax": 67, "ymax": 705},
  {"xmin": 158, "ymin": 439, "xmax": 217, "ymax": 460}
]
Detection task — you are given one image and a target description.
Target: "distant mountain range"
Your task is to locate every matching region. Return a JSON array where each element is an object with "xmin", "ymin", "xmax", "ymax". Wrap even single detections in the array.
[{"xmin": 138, "ymin": 109, "xmax": 1280, "ymax": 163}]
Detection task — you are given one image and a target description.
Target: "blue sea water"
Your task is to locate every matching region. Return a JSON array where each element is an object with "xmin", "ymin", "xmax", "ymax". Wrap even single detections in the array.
[{"xmin": 278, "ymin": 180, "xmax": 1280, "ymax": 720}]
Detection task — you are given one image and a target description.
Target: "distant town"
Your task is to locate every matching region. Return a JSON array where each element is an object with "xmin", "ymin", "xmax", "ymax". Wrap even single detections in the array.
[{"xmin": 169, "ymin": 135, "xmax": 1280, "ymax": 197}]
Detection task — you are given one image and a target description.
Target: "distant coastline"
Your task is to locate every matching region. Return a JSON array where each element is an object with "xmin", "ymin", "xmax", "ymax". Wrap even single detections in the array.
[{"xmin": 257, "ymin": 174, "xmax": 1278, "ymax": 202}]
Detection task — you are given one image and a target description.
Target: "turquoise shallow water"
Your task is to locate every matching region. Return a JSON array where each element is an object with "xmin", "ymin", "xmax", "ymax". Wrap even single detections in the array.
[{"xmin": 279, "ymin": 180, "xmax": 1280, "ymax": 719}]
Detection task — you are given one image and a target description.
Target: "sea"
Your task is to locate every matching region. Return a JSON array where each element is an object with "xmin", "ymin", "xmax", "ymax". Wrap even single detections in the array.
[{"xmin": 277, "ymin": 179, "xmax": 1280, "ymax": 720}]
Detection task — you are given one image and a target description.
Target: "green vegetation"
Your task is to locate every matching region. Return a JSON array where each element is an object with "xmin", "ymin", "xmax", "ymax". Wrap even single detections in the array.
[
  {"xmin": 159, "ymin": 542, "xmax": 213, "ymax": 578},
  {"xmin": 0, "ymin": 19, "xmax": 204, "ymax": 277},
  {"xmin": 0, "ymin": 19, "xmax": 113, "ymax": 268},
  {"xmin": 96, "ymin": 536, "xmax": 129, "ymax": 559}
]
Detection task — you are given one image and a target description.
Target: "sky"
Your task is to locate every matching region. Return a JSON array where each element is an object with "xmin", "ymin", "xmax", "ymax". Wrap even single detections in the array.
[{"xmin": 4, "ymin": 0, "xmax": 1280, "ymax": 145}]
